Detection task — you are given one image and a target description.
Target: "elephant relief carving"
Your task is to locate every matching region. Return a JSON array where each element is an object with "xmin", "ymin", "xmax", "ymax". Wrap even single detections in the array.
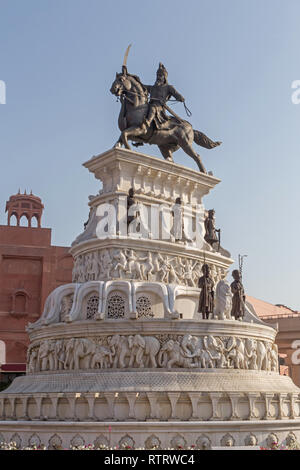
[
  {"xmin": 269, "ymin": 343, "xmax": 279, "ymax": 372},
  {"xmin": 64, "ymin": 338, "xmax": 76, "ymax": 369},
  {"xmin": 203, "ymin": 335, "xmax": 228, "ymax": 368},
  {"xmin": 54, "ymin": 339, "xmax": 66, "ymax": 370},
  {"xmin": 180, "ymin": 335, "xmax": 213, "ymax": 368},
  {"xmin": 27, "ymin": 333, "xmax": 276, "ymax": 372},
  {"xmin": 90, "ymin": 345, "xmax": 113, "ymax": 369},
  {"xmin": 27, "ymin": 348, "xmax": 38, "ymax": 373},
  {"xmin": 37, "ymin": 340, "xmax": 55, "ymax": 371},
  {"xmin": 226, "ymin": 336, "xmax": 246, "ymax": 369},
  {"xmin": 244, "ymin": 338, "xmax": 258, "ymax": 370},
  {"xmin": 108, "ymin": 334, "xmax": 132, "ymax": 369},
  {"xmin": 64, "ymin": 338, "xmax": 96, "ymax": 370},
  {"xmin": 128, "ymin": 334, "xmax": 160, "ymax": 368},
  {"xmin": 158, "ymin": 339, "xmax": 196, "ymax": 369},
  {"xmin": 181, "ymin": 334, "xmax": 203, "ymax": 357},
  {"xmin": 256, "ymin": 341, "xmax": 268, "ymax": 371}
]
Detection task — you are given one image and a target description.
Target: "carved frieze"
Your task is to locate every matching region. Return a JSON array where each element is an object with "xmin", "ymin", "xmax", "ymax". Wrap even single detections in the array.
[
  {"xmin": 72, "ymin": 247, "xmax": 227, "ymax": 287},
  {"xmin": 27, "ymin": 333, "xmax": 279, "ymax": 373}
]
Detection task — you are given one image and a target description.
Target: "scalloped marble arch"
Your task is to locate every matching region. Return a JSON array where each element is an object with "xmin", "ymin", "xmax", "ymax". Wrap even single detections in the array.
[
  {"xmin": 27, "ymin": 279, "xmax": 267, "ymax": 332},
  {"xmin": 27, "ymin": 283, "xmax": 80, "ymax": 331},
  {"xmin": 69, "ymin": 281, "xmax": 105, "ymax": 321},
  {"xmin": 27, "ymin": 280, "xmax": 183, "ymax": 330}
]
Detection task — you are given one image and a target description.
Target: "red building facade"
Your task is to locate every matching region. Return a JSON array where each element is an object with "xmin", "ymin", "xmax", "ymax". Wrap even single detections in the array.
[{"xmin": 0, "ymin": 192, "xmax": 73, "ymax": 384}]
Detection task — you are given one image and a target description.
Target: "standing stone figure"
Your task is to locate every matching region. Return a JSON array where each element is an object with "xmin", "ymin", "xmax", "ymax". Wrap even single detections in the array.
[
  {"xmin": 230, "ymin": 269, "xmax": 246, "ymax": 320},
  {"xmin": 204, "ymin": 209, "xmax": 220, "ymax": 249},
  {"xmin": 127, "ymin": 187, "xmax": 136, "ymax": 226},
  {"xmin": 127, "ymin": 187, "xmax": 140, "ymax": 234},
  {"xmin": 171, "ymin": 197, "xmax": 183, "ymax": 241},
  {"xmin": 198, "ymin": 264, "xmax": 215, "ymax": 320}
]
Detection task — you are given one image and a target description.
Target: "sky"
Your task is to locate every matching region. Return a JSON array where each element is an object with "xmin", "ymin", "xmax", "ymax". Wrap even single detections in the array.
[{"xmin": 0, "ymin": 0, "xmax": 299, "ymax": 309}]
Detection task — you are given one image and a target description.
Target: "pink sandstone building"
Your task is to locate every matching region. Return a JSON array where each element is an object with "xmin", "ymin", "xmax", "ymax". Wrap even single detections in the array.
[{"xmin": 0, "ymin": 192, "xmax": 72, "ymax": 387}]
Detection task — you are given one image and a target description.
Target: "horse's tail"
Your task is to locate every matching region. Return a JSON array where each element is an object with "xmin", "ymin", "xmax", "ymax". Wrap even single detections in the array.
[{"xmin": 193, "ymin": 130, "xmax": 222, "ymax": 149}]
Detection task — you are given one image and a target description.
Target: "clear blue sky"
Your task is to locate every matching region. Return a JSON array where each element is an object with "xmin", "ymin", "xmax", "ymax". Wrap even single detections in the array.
[{"xmin": 0, "ymin": 0, "xmax": 299, "ymax": 309}]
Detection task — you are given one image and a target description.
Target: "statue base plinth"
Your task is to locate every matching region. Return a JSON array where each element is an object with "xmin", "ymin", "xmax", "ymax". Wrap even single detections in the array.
[{"xmin": 1, "ymin": 148, "xmax": 299, "ymax": 450}]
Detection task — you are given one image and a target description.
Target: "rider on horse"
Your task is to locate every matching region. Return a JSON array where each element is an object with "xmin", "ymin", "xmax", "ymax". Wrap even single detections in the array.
[
  {"xmin": 110, "ymin": 52, "xmax": 221, "ymax": 173},
  {"xmin": 143, "ymin": 63, "xmax": 185, "ymax": 130}
]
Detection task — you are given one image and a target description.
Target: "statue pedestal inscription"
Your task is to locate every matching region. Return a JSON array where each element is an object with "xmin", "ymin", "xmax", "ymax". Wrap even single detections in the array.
[{"xmin": 1, "ymin": 148, "xmax": 300, "ymax": 450}]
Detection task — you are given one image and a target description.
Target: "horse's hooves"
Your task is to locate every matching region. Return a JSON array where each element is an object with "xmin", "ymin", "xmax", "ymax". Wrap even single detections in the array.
[{"xmin": 114, "ymin": 142, "xmax": 122, "ymax": 148}]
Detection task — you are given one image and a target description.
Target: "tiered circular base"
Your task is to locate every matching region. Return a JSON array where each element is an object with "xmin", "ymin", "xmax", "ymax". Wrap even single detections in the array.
[
  {"xmin": 1, "ymin": 319, "xmax": 300, "ymax": 449},
  {"xmin": 1, "ymin": 419, "xmax": 300, "ymax": 450}
]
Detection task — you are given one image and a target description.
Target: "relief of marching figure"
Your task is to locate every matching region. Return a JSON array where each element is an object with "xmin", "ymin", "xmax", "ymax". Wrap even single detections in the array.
[
  {"xmin": 27, "ymin": 334, "xmax": 278, "ymax": 373},
  {"xmin": 72, "ymin": 247, "xmax": 227, "ymax": 287}
]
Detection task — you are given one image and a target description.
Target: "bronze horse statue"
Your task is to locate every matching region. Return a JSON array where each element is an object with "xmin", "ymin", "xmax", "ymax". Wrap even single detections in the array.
[{"xmin": 110, "ymin": 67, "xmax": 221, "ymax": 173}]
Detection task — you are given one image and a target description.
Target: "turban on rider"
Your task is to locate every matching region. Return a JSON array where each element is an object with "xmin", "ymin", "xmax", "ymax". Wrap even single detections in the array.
[{"xmin": 156, "ymin": 63, "xmax": 168, "ymax": 82}]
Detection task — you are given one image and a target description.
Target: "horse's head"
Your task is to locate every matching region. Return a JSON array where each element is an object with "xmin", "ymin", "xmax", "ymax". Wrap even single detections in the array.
[{"xmin": 110, "ymin": 71, "xmax": 132, "ymax": 97}]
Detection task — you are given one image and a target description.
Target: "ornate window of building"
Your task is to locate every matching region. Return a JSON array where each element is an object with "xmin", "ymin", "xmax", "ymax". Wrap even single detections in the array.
[
  {"xmin": 86, "ymin": 294, "xmax": 99, "ymax": 320},
  {"xmin": 136, "ymin": 295, "xmax": 154, "ymax": 318},
  {"xmin": 107, "ymin": 294, "xmax": 125, "ymax": 319}
]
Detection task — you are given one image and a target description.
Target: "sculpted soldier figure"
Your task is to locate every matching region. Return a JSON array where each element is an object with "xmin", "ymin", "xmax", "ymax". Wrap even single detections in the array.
[
  {"xmin": 204, "ymin": 209, "xmax": 220, "ymax": 249},
  {"xmin": 230, "ymin": 269, "xmax": 246, "ymax": 320},
  {"xmin": 198, "ymin": 264, "xmax": 215, "ymax": 320},
  {"xmin": 143, "ymin": 63, "xmax": 185, "ymax": 130},
  {"xmin": 127, "ymin": 187, "xmax": 138, "ymax": 228}
]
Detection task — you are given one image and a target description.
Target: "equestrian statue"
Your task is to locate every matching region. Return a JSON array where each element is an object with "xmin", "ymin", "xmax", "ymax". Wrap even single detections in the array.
[{"xmin": 110, "ymin": 46, "xmax": 222, "ymax": 173}]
